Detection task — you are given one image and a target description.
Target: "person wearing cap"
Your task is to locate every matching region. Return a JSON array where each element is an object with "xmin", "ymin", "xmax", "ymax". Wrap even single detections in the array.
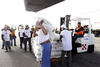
[
  {"xmin": 23, "ymin": 25, "xmax": 32, "ymax": 52},
  {"xmin": 19, "ymin": 26, "xmax": 24, "ymax": 49},
  {"xmin": 1, "ymin": 26, "xmax": 11, "ymax": 52},
  {"xmin": 75, "ymin": 22, "xmax": 84, "ymax": 39},
  {"xmin": 60, "ymin": 24, "xmax": 72, "ymax": 67},
  {"xmin": 34, "ymin": 19, "xmax": 51, "ymax": 67}
]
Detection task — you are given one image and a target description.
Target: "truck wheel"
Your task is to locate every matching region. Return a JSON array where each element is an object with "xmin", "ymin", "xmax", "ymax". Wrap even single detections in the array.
[{"xmin": 87, "ymin": 45, "xmax": 94, "ymax": 53}]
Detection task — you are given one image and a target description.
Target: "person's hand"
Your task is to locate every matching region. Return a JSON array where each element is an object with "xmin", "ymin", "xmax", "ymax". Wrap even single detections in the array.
[
  {"xmin": 57, "ymin": 40, "xmax": 60, "ymax": 42},
  {"xmin": 33, "ymin": 33, "xmax": 38, "ymax": 37},
  {"xmin": 76, "ymin": 27, "xmax": 79, "ymax": 30},
  {"xmin": 39, "ymin": 20, "xmax": 44, "ymax": 28}
]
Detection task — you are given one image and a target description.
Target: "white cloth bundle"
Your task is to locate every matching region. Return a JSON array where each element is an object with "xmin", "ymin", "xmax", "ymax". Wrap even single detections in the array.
[
  {"xmin": 35, "ymin": 18, "xmax": 59, "ymax": 41},
  {"xmin": 31, "ymin": 38, "xmax": 42, "ymax": 61}
]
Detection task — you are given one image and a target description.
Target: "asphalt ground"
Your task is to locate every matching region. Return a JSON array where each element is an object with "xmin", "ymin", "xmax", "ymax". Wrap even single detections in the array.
[{"xmin": 0, "ymin": 37, "xmax": 100, "ymax": 67}]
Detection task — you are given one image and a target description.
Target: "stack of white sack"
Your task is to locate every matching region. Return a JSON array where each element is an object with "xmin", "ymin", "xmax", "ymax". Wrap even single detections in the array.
[
  {"xmin": 31, "ymin": 37, "xmax": 42, "ymax": 61},
  {"xmin": 50, "ymin": 34, "xmax": 63, "ymax": 58},
  {"xmin": 51, "ymin": 40, "xmax": 63, "ymax": 58},
  {"xmin": 32, "ymin": 34, "xmax": 63, "ymax": 62}
]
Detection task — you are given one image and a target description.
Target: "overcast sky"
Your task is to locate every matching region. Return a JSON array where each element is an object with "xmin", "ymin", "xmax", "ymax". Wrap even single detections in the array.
[{"xmin": 0, "ymin": 0, "xmax": 100, "ymax": 29}]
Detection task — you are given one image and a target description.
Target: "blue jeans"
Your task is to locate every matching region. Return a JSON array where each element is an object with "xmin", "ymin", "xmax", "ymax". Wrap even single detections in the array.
[
  {"xmin": 11, "ymin": 36, "xmax": 16, "ymax": 46},
  {"xmin": 5, "ymin": 41, "xmax": 11, "ymax": 51},
  {"xmin": 41, "ymin": 42, "xmax": 51, "ymax": 67}
]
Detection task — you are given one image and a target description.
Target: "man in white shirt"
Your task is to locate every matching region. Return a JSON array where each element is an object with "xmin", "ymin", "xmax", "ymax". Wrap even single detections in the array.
[
  {"xmin": 2, "ymin": 26, "xmax": 11, "ymax": 52},
  {"xmin": 60, "ymin": 24, "xmax": 72, "ymax": 67},
  {"xmin": 34, "ymin": 19, "xmax": 51, "ymax": 67},
  {"xmin": 19, "ymin": 26, "xmax": 24, "ymax": 48},
  {"xmin": 23, "ymin": 25, "xmax": 32, "ymax": 52}
]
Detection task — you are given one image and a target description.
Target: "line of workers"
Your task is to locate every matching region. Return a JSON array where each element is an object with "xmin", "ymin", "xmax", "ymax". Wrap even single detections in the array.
[{"xmin": 1, "ymin": 25, "xmax": 34, "ymax": 52}]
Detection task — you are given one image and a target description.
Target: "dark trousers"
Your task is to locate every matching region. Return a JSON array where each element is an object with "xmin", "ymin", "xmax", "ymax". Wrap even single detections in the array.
[
  {"xmin": 11, "ymin": 36, "xmax": 16, "ymax": 46},
  {"xmin": 5, "ymin": 41, "xmax": 11, "ymax": 51},
  {"xmin": 61, "ymin": 51, "xmax": 72, "ymax": 67},
  {"xmin": 74, "ymin": 34, "xmax": 83, "ymax": 41},
  {"xmin": 24, "ymin": 38, "xmax": 32, "ymax": 52},
  {"xmin": 20, "ymin": 37, "xmax": 24, "ymax": 48}
]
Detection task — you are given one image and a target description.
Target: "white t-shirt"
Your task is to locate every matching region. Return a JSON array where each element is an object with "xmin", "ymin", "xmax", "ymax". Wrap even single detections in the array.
[
  {"xmin": 19, "ymin": 29, "xmax": 24, "ymax": 37},
  {"xmin": 24, "ymin": 28, "xmax": 31, "ymax": 38},
  {"xmin": 2, "ymin": 30, "xmax": 11, "ymax": 41},
  {"xmin": 38, "ymin": 29, "xmax": 50, "ymax": 44},
  {"xmin": 60, "ymin": 30, "xmax": 72, "ymax": 51}
]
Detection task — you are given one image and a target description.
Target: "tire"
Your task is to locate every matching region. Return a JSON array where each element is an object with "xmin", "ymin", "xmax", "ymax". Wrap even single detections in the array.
[{"xmin": 87, "ymin": 45, "xmax": 94, "ymax": 53}]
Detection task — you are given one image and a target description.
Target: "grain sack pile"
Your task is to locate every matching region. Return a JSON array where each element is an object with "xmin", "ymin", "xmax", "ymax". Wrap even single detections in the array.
[{"xmin": 32, "ymin": 35, "xmax": 62, "ymax": 62}]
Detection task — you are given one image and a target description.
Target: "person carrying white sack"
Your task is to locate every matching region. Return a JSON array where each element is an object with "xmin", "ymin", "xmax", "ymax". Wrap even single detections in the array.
[
  {"xmin": 34, "ymin": 18, "xmax": 51, "ymax": 67},
  {"xmin": 60, "ymin": 24, "xmax": 72, "ymax": 67}
]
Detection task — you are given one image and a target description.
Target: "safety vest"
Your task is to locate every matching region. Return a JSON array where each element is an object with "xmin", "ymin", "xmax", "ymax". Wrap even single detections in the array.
[
  {"xmin": 77, "ymin": 26, "xmax": 84, "ymax": 35},
  {"xmin": 11, "ymin": 30, "xmax": 15, "ymax": 36}
]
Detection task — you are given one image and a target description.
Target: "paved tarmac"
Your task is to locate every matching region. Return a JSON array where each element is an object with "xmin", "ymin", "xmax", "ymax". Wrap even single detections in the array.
[
  {"xmin": 0, "ymin": 38, "xmax": 41, "ymax": 67},
  {"xmin": 0, "ymin": 37, "xmax": 100, "ymax": 67}
]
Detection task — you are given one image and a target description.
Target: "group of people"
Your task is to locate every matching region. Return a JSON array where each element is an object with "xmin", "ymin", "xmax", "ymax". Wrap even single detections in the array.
[
  {"xmin": 1, "ymin": 25, "xmax": 34, "ymax": 52},
  {"xmin": 33, "ymin": 19, "xmax": 85, "ymax": 67},
  {"xmin": 1, "ymin": 19, "xmax": 85, "ymax": 67}
]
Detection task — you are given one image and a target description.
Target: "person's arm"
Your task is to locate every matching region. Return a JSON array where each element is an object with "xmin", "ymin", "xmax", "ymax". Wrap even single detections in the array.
[
  {"xmin": 1, "ymin": 31, "xmax": 5, "ymax": 41},
  {"xmin": 41, "ymin": 26, "xmax": 48, "ymax": 35},
  {"xmin": 9, "ymin": 31, "xmax": 12, "ymax": 40},
  {"xmin": 58, "ymin": 31, "xmax": 63, "ymax": 42},
  {"xmin": 75, "ymin": 27, "xmax": 84, "ymax": 32},
  {"xmin": 75, "ymin": 27, "xmax": 80, "ymax": 32},
  {"xmin": 39, "ymin": 21, "xmax": 48, "ymax": 35},
  {"xmin": 60, "ymin": 35, "xmax": 63, "ymax": 41},
  {"xmin": 10, "ymin": 34, "xmax": 11, "ymax": 40},
  {"xmin": 30, "ymin": 31, "xmax": 33, "ymax": 38},
  {"xmin": 33, "ymin": 27, "xmax": 38, "ymax": 37},
  {"xmin": 18, "ymin": 32, "xmax": 20, "ymax": 37},
  {"xmin": 23, "ymin": 32, "xmax": 28, "ymax": 37},
  {"xmin": 1, "ymin": 34, "xmax": 4, "ymax": 41}
]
